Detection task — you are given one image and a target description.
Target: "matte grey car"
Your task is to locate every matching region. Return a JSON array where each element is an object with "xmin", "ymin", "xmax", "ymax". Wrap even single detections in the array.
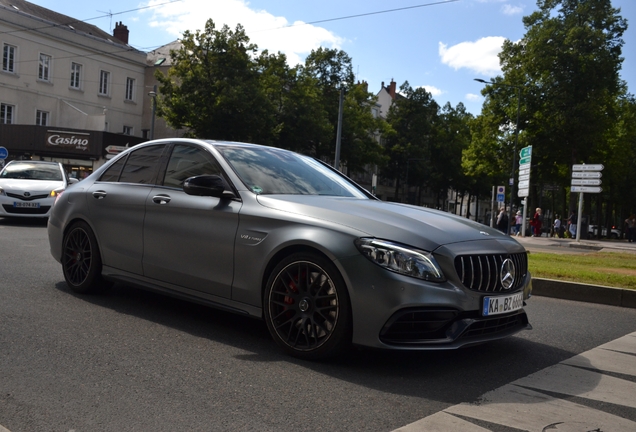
[{"xmin": 48, "ymin": 139, "xmax": 532, "ymax": 359}]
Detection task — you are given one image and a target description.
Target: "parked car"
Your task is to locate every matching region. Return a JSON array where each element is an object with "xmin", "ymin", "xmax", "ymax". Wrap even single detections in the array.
[
  {"xmin": 0, "ymin": 160, "xmax": 77, "ymax": 219},
  {"xmin": 588, "ymin": 224, "xmax": 621, "ymax": 239},
  {"xmin": 48, "ymin": 139, "xmax": 532, "ymax": 359}
]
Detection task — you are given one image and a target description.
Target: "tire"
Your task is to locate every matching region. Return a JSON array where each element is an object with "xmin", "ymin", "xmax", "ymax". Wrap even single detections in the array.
[
  {"xmin": 264, "ymin": 253, "xmax": 352, "ymax": 360},
  {"xmin": 62, "ymin": 221, "xmax": 110, "ymax": 294}
]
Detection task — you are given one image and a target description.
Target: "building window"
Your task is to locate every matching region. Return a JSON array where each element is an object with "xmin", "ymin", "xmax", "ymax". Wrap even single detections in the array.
[
  {"xmin": 36, "ymin": 110, "xmax": 49, "ymax": 126},
  {"xmin": 2, "ymin": 44, "xmax": 16, "ymax": 73},
  {"xmin": 38, "ymin": 54, "xmax": 51, "ymax": 81},
  {"xmin": 99, "ymin": 70, "xmax": 110, "ymax": 95},
  {"xmin": 70, "ymin": 62, "xmax": 82, "ymax": 89},
  {"xmin": 125, "ymin": 77, "xmax": 135, "ymax": 101},
  {"xmin": 123, "ymin": 126, "xmax": 133, "ymax": 135},
  {"xmin": 1, "ymin": 103, "xmax": 15, "ymax": 124}
]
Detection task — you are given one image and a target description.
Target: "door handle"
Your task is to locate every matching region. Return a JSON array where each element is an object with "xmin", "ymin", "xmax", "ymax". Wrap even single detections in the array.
[
  {"xmin": 92, "ymin": 191, "xmax": 107, "ymax": 199},
  {"xmin": 152, "ymin": 195, "xmax": 171, "ymax": 205}
]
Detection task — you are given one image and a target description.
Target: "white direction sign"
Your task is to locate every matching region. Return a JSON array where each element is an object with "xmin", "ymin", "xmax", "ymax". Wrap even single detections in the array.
[
  {"xmin": 572, "ymin": 171, "xmax": 602, "ymax": 178},
  {"xmin": 572, "ymin": 164, "xmax": 604, "ymax": 171},
  {"xmin": 518, "ymin": 168, "xmax": 530, "ymax": 176},
  {"xmin": 518, "ymin": 174, "xmax": 530, "ymax": 182},
  {"xmin": 518, "ymin": 188, "xmax": 529, "ymax": 198},
  {"xmin": 571, "ymin": 179, "xmax": 602, "ymax": 186},
  {"xmin": 519, "ymin": 163, "xmax": 531, "ymax": 171},
  {"xmin": 518, "ymin": 180, "xmax": 530, "ymax": 188},
  {"xmin": 571, "ymin": 186, "xmax": 602, "ymax": 193}
]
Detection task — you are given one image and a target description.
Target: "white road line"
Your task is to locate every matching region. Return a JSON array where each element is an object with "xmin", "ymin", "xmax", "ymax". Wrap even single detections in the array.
[{"xmin": 394, "ymin": 331, "xmax": 636, "ymax": 431}]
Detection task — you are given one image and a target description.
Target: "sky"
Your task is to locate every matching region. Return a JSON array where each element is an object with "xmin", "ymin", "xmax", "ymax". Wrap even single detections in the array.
[{"xmin": 30, "ymin": 0, "xmax": 636, "ymax": 115}]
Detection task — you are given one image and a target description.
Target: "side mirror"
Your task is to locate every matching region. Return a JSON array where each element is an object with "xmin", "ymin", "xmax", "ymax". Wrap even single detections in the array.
[{"xmin": 183, "ymin": 175, "xmax": 234, "ymax": 198}]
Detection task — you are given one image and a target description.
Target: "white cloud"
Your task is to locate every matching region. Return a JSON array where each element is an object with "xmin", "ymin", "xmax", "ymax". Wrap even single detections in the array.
[
  {"xmin": 502, "ymin": 4, "xmax": 524, "ymax": 15},
  {"xmin": 141, "ymin": 0, "xmax": 343, "ymax": 66},
  {"xmin": 420, "ymin": 85, "xmax": 444, "ymax": 96},
  {"xmin": 466, "ymin": 93, "xmax": 481, "ymax": 101},
  {"xmin": 438, "ymin": 37, "xmax": 506, "ymax": 76}
]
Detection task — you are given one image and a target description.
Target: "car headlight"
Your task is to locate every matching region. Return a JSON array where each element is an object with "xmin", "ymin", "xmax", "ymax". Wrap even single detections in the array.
[{"xmin": 355, "ymin": 238, "xmax": 445, "ymax": 282}]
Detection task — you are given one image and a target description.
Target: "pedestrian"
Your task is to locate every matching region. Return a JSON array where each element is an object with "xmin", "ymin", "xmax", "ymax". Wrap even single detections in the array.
[
  {"xmin": 514, "ymin": 210, "xmax": 523, "ymax": 236},
  {"xmin": 531, "ymin": 208, "xmax": 542, "ymax": 237},
  {"xmin": 496, "ymin": 207, "xmax": 508, "ymax": 234},
  {"xmin": 568, "ymin": 211, "xmax": 577, "ymax": 238},
  {"xmin": 553, "ymin": 214, "xmax": 563, "ymax": 238},
  {"xmin": 625, "ymin": 214, "xmax": 636, "ymax": 242}
]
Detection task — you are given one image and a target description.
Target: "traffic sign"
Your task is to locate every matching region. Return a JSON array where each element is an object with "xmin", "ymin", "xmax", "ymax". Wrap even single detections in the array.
[
  {"xmin": 572, "ymin": 164, "xmax": 604, "ymax": 171},
  {"xmin": 497, "ymin": 186, "xmax": 505, "ymax": 194},
  {"xmin": 497, "ymin": 193, "xmax": 505, "ymax": 202},
  {"xmin": 518, "ymin": 188, "xmax": 529, "ymax": 197},
  {"xmin": 571, "ymin": 186, "xmax": 602, "ymax": 193},
  {"xmin": 519, "ymin": 163, "xmax": 531, "ymax": 171},
  {"xmin": 518, "ymin": 174, "xmax": 530, "ymax": 182},
  {"xmin": 0, "ymin": 146, "xmax": 7, "ymax": 159},
  {"xmin": 571, "ymin": 179, "xmax": 602, "ymax": 186},
  {"xmin": 519, "ymin": 146, "xmax": 532, "ymax": 158},
  {"xmin": 518, "ymin": 180, "xmax": 530, "ymax": 188},
  {"xmin": 518, "ymin": 168, "xmax": 530, "ymax": 176},
  {"xmin": 572, "ymin": 171, "xmax": 602, "ymax": 178},
  {"xmin": 519, "ymin": 156, "xmax": 532, "ymax": 165}
]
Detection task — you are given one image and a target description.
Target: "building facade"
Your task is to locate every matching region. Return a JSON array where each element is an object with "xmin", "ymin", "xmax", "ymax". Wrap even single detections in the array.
[{"xmin": 0, "ymin": 0, "xmax": 147, "ymax": 176}]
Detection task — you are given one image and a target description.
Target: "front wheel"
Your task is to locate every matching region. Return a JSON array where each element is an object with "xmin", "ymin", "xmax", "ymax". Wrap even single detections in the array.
[
  {"xmin": 264, "ymin": 253, "xmax": 352, "ymax": 360},
  {"xmin": 62, "ymin": 221, "xmax": 110, "ymax": 294}
]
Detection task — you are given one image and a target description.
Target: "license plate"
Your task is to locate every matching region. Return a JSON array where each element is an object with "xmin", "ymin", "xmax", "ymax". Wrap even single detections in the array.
[
  {"xmin": 13, "ymin": 202, "xmax": 40, "ymax": 208},
  {"xmin": 482, "ymin": 292, "xmax": 524, "ymax": 316}
]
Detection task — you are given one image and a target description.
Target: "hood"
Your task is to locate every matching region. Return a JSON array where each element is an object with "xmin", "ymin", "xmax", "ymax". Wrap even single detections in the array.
[
  {"xmin": 256, "ymin": 195, "xmax": 512, "ymax": 251},
  {"xmin": 0, "ymin": 179, "xmax": 65, "ymax": 194}
]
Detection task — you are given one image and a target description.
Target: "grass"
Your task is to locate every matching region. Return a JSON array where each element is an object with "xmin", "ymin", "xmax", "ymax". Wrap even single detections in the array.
[{"xmin": 528, "ymin": 251, "xmax": 636, "ymax": 290}]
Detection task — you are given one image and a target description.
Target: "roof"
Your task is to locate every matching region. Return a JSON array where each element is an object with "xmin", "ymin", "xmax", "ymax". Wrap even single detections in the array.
[
  {"xmin": 0, "ymin": 0, "xmax": 134, "ymax": 48},
  {"xmin": 146, "ymin": 40, "xmax": 182, "ymax": 66}
]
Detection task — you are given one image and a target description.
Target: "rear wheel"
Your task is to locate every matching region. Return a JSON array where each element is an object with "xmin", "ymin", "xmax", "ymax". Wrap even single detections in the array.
[
  {"xmin": 264, "ymin": 253, "xmax": 352, "ymax": 360},
  {"xmin": 62, "ymin": 221, "xmax": 110, "ymax": 293}
]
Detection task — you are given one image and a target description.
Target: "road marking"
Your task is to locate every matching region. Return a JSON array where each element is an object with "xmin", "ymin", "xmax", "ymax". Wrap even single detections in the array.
[{"xmin": 394, "ymin": 332, "xmax": 636, "ymax": 431}]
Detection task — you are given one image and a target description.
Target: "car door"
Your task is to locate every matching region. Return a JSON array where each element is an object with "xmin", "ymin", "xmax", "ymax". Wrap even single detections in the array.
[
  {"xmin": 86, "ymin": 144, "xmax": 167, "ymax": 275},
  {"xmin": 142, "ymin": 143, "xmax": 241, "ymax": 299}
]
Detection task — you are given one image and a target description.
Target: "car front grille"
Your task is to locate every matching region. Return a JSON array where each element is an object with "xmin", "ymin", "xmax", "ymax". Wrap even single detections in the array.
[
  {"xmin": 6, "ymin": 192, "xmax": 50, "ymax": 201},
  {"xmin": 2, "ymin": 204, "xmax": 51, "ymax": 214},
  {"xmin": 454, "ymin": 252, "xmax": 528, "ymax": 293}
]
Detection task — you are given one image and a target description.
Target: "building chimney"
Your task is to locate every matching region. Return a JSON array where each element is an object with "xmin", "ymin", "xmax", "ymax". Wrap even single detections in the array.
[
  {"xmin": 113, "ymin": 22, "xmax": 129, "ymax": 44},
  {"xmin": 389, "ymin": 80, "xmax": 396, "ymax": 99}
]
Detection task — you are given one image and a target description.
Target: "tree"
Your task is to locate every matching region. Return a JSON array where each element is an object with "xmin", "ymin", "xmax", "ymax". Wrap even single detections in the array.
[
  {"xmin": 156, "ymin": 20, "xmax": 274, "ymax": 143},
  {"xmin": 472, "ymin": 0, "xmax": 628, "ymax": 222}
]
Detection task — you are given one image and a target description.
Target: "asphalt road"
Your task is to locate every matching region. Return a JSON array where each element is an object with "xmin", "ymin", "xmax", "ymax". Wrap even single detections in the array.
[{"xmin": 2, "ymin": 219, "xmax": 636, "ymax": 431}]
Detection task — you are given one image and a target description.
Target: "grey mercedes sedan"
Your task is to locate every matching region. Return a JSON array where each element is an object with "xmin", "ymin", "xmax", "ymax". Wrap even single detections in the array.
[{"xmin": 48, "ymin": 139, "xmax": 532, "ymax": 359}]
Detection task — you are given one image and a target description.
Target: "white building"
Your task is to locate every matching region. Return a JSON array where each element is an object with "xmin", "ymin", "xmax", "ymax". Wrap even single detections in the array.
[{"xmin": 0, "ymin": 0, "xmax": 147, "ymax": 175}]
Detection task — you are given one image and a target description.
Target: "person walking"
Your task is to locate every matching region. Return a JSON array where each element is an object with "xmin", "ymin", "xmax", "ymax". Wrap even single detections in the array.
[
  {"xmin": 568, "ymin": 211, "xmax": 577, "ymax": 238},
  {"xmin": 514, "ymin": 211, "xmax": 523, "ymax": 236},
  {"xmin": 496, "ymin": 207, "xmax": 508, "ymax": 234},
  {"xmin": 625, "ymin": 214, "xmax": 636, "ymax": 242},
  {"xmin": 553, "ymin": 214, "xmax": 563, "ymax": 238},
  {"xmin": 531, "ymin": 208, "xmax": 542, "ymax": 237}
]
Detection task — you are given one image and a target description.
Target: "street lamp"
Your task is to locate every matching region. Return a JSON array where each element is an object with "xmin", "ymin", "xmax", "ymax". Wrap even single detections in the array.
[
  {"xmin": 334, "ymin": 82, "xmax": 347, "ymax": 171},
  {"xmin": 474, "ymin": 78, "xmax": 521, "ymax": 236},
  {"xmin": 148, "ymin": 84, "xmax": 157, "ymax": 140}
]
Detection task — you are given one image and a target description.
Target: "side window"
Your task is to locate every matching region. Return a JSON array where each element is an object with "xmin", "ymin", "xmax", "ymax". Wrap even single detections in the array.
[
  {"xmin": 99, "ymin": 156, "xmax": 126, "ymax": 182},
  {"xmin": 163, "ymin": 144, "xmax": 223, "ymax": 189},
  {"xmin": 99, "ymin": 145, "xmax": 165, "ymax": 184},
  {"xmin": 119, "ymin": 145, "xmax": 166, "ymax": 184}
]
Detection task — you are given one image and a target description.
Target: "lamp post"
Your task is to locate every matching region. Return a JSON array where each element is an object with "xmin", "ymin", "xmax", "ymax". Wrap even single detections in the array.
[
  {"xmin": 474, "ymin": 78, "xmax": 521, "ymax": 235},
  {"xmin": 334, "ymin": 84, "xmax": 345, "ymax": 171},
  {"xmin": 148, "ymin": 84, "xmax": 157, "ymax": 140}
]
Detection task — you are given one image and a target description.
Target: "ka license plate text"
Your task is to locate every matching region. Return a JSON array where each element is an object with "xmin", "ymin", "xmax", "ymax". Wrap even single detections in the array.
[{"xmin": 482, "ymin": 292, "xmax": 523, "ymax": 316}]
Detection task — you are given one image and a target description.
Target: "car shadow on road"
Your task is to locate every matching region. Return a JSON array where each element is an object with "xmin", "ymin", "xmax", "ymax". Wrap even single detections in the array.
[{"xmin": 53, "ymin": 280, "xmax": 599, "ymax": 406}]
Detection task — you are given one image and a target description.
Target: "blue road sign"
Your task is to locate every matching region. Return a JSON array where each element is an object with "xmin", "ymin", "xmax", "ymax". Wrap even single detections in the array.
[{"xmin": 0, "ymin": 146, "xmax": 8, "ymax": 159}]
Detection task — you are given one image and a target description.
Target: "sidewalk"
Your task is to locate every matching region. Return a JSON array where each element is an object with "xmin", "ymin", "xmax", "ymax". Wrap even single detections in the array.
[{"xmin": 514, "ymin": 235, "xmax": 636, "ymax": 309}]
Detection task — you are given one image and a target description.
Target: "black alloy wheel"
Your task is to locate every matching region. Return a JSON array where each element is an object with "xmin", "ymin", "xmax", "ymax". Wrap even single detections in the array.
[
  {"xmin": 62, "ymin": 221, "xmax": 108, "ymax": 293},
  {"xmin": 264, "ymin": 253, "xmax": 351, "ymax": 360}
]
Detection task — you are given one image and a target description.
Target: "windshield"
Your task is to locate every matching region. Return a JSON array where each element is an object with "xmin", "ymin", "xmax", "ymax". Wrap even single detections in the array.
[
  {"xmin": 0, "ymin": 162, "xmax": 63, "ymax": 181},
  {"xmin": 215, "ymin": 144, "xmax": 368, "ymax": 198}
]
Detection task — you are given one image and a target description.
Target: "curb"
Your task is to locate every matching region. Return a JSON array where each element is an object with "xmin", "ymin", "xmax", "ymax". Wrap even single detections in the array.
[{"xmin": 533, "ymin": 278, "xmax": 636, "ymax": 309}]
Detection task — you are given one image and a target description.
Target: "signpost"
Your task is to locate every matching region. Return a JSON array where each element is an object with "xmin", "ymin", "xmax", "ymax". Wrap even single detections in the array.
[
  {"xmin": 571, "ymin": 164, "xmax": 604, "ymax": 241},
  {"xmin": 518, "ymin": 146, "xmax": 532, "ymax": 236},
  {"xmin": 496, "ymin": 185, "xmax": 505, "ymax": 203}
]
